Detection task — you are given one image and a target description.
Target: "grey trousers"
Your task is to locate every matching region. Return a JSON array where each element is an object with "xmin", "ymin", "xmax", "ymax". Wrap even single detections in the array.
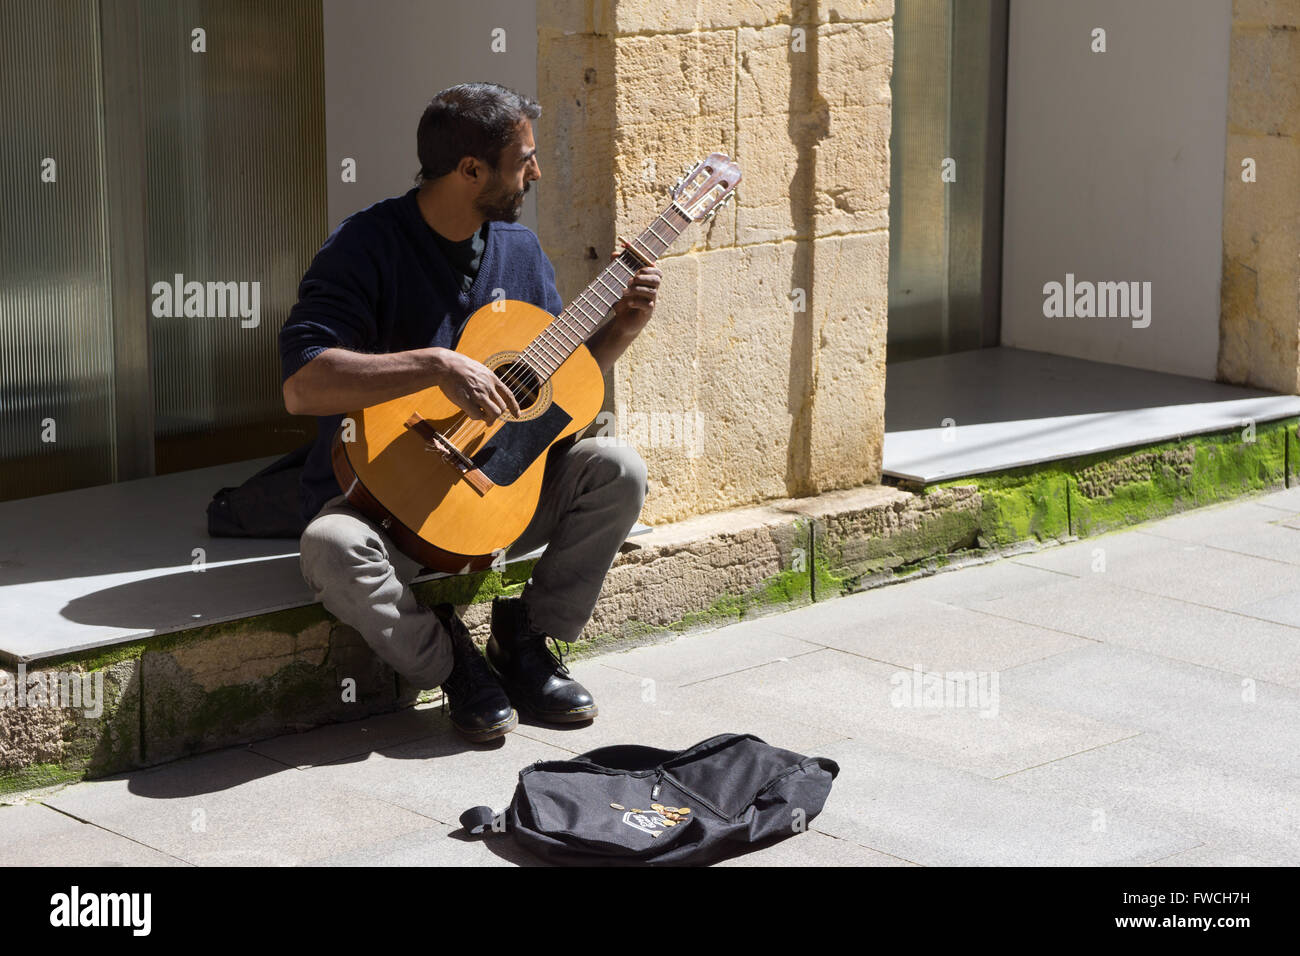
[{"xmin": 298, "ymin": 436, "xmax": 648, "ymax": 689}]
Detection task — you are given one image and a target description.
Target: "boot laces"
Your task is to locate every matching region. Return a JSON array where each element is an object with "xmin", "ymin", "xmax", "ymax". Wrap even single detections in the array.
[
  {"xmin": 517, "ymin": 601, "xmax": 572, "ymax": 677},
  {"xmin": 520, "ymin": 633, "xmax": 572, "ymax": 678}
]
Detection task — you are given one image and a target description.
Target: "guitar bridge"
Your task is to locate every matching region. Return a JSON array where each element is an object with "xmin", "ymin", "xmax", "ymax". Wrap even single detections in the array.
[{"xmin": 404, "ymin": 413, "xmax": 494, "ymax": 496}]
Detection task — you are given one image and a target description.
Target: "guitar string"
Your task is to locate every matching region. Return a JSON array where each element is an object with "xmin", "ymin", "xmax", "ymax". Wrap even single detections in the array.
[
  {"xmin": 445, "ymin": 201, "xmax": 696, "ymax": 441},
  {"xmin": 436, "ymin": 225, "xmax": 662, "ymax": 446},
  {"xmin": 438, "ymin": 253, "xmax": 634, "ymax": 449},
  {"xmin": 434, "ymin": 200, "xmax": 696, "ymax": 451},
  {"xmin": 435, "ymin": 209, "xmax": 687, "ymax": 452},
  {"xmin": 438, "ymin": 266, "xmax": 627, "ymax": 449},
  {"xmin": 447, "ymin": 206, "xmax": 688, "ymax": 441}
]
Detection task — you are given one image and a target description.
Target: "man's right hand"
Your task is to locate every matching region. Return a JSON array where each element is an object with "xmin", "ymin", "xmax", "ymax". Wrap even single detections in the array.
[{"xmin": 432, "ymin": 348, "xmax": 522, "ymax": 422}]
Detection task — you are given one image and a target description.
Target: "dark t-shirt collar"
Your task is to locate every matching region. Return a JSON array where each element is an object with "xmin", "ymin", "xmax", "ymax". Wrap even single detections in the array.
[{"xmin": 401, "ymin": 186, "xmax": 493, "ymax": 299}]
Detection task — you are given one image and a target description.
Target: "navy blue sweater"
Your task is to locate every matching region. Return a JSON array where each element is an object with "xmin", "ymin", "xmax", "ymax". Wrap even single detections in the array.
[{"xmin": 279, "ymin": 187, "xmax": 565, "ymax": 522}]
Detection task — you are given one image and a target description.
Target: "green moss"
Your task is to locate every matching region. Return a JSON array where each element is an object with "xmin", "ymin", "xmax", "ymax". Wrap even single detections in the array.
[
  {"xmin": 924, "ymin": 419, "xmax": 1295, "ymax": 543},
  {"xmin": 153, "ymin": 604, "xmax": 332, "ymax": 656},
  {"xmin": 411, "ymin": 560, "xmax": 536, "ymax": 608},
  {"xmin": 1068, "ymin": 420, "xmax": 1291, "ymax": 535},
  {"xmin": 39, "ymin": 640, "xmax": 147, "ymax": 673},
  {"xmin": 582, "ymin": 545, "xmax": 813, "ymax": 648},
  {"xmin": 811, "ymin": 546, "xmax": 848, "ymax": 600},
  {"xmin": 810, "ymin": 500, "xmax": 981, "ymax": 597},
  {"xmin": 0, "ymin": 762, "xmax": 83, "ymax": 796},
  {"xmin": 930, "ymin": 466, "xmax": 1070, "ymax": 547}
]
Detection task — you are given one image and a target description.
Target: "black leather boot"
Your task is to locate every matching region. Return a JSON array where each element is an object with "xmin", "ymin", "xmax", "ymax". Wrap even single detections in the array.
[
  {"xmin": 433, "ymin": 603, "xmax": 517, "ymax": 742},
  {"xmin": 485, "ymin": 595, "xmax": 598, "ymax": 723}
]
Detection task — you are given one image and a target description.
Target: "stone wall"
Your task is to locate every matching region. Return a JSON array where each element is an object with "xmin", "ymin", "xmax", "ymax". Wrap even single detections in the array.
[
  {"xmin": 1219, "ymin": 0, "xmax": 1300, "ymax": 392},
  {"xmin": 537, "ymin": 0, "xmax": 894, "ymax": 524}
]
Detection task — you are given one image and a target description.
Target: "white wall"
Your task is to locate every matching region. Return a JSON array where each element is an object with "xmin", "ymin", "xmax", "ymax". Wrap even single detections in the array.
[
  {"xmin": 322, "ymin": 0, "xmax": 538, "ymax": 232},
  {"xmin": 1000, "ymin": 0, "xmax": 1231, "ymax": 380}
]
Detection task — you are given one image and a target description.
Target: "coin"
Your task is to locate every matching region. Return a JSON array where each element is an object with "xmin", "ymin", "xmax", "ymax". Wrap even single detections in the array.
[
  {"xmin": 679, "ymin": 807, "xmax": 691, "ymax": 814},
  {"xmin": 651, "ymin": 804, "xmax": 664, "ymax": 812},
  {"xmin": 610, "ymin": 803, "xmax": 625, "ymax": 810}
]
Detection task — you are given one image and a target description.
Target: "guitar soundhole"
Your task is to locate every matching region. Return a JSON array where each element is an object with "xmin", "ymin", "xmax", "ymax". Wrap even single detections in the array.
[{"xmin": 494, "ymin": 360, "xmax": 543, "ymax": 411}]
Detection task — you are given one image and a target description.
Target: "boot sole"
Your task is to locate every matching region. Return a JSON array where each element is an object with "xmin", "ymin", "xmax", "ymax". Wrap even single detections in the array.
[
  {"xmin": 452, "ymin": 709, "xmax": 519, "ymax": 743},
  {"xmin": 518, "ymin": 701, "xmax": 598, "ymax": 724}
]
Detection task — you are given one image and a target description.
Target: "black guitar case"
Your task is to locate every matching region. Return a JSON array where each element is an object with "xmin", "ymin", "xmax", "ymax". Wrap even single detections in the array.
[{"xmin": 205, "ymin": 442, "xmax": 312, "ymax": 539}]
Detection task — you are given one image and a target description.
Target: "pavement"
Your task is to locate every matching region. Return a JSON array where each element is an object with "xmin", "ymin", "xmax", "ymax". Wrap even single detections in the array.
[{"xmin": 4, "ymin": 485, "xmax": 1300, "ymax": 867}]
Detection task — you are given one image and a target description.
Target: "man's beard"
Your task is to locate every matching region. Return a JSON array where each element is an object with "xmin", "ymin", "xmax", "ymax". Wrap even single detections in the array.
[{"xmin": 476, "ymin": 175, "xmax": 528, "ymax": 223}]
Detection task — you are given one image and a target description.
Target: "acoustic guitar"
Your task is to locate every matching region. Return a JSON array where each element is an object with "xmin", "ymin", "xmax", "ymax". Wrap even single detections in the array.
[{"xmin": 331, "ymin": 152, "xmax": 742, "ymax": 573}]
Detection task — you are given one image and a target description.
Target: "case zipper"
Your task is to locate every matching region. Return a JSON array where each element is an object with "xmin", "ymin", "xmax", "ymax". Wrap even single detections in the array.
[{"xmin": 650, "ymin": 768, "xmax": 665, "ymax": 800}]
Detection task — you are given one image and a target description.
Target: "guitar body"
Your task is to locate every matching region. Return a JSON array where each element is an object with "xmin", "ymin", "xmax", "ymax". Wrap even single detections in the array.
[{"xmin": 331, "ymin": 298, "xmax": 605, "ymax": 574}]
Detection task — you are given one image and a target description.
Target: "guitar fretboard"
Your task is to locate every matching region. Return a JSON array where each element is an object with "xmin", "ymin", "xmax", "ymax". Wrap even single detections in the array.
[{"xmin": 519, "ymin": 200, "xmax": 694, "ymax": 378}]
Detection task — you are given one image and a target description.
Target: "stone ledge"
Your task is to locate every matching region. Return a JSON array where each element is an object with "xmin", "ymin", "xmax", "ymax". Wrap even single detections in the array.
[{"xmin": 3, "ymin": 419, "xmax": 1294, "ymax": 793}]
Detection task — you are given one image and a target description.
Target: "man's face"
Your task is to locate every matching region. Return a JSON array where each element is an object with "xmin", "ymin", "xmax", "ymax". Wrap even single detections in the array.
[{"xmin": 474, "ymin": 120, "xmax": 540, "ymax": 223}]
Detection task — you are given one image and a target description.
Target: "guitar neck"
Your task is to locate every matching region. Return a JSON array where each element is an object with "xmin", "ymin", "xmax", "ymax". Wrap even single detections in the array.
[{"xmin": 520, "ymin": 200, "xmax": 694, "ymax": 379}]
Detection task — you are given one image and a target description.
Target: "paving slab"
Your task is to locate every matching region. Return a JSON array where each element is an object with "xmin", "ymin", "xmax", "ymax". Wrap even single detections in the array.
[
  {"xmin": 998, "ymin": 644, "xmax": 1300, "ymax": 784},
  {"xmin": 868, "ymin": 558, "xmax": 1077, "ymax": 608},
  {"xmin": 1231, "ymin": 589, "xmax": 1300, "ymax": 629},
  {"xmin": 806, "ymin": 738, "xmax": 1199, "ymax": 866},
  {"xmin": 765, "ymin": 560, "xmax": 1071, "ymax": 627},
  {"xmin": 714, "ymin": 828, "xmax": 916, "ymax": 867},
  {"xmin": 999, "ymin": 736, "xmax": 1300, "ymax": 866},
  {"xmin": 1012, "ymin": 535, "xmax": 1300, "ymax": 612},
  {"xmin": 510, "ymin": 661, "xmax": 848, "ymax": 757},
  {"xmin": 1146, "ymin": 845, "xmax": 1270, "ymax": 867},
  {"xmin": 764, "ymin": 596, "xmax": 1092, "ymax": 673},
  {"xmin": 42, "ymin": 748, "xmax": 436, "ymax": 866},
  {"xmin": 296, "ymin": 723, "xmax": 574, "ymax": 828},
  {"xmin": 251, "ymin": 702, "xmax": 457, "ymax": 769},
  {"xmin": 308, "ymin": 815, "xmax": 911, "ymax": 867},
  {"xmin": 683, "ymin": 648, "xmax": 1135, "ymax": 779},
  {"xmin": 309, "ymin": 821, "xmax": 540, "ymax": 867},
  {"xmin": 1136, "ymin": 498, "xmax": 1296, "ymax": 544},
  {"xmin": 969, "ymin": 575, "xmax": 1300, "ymax": 687},
  {"xmin": 595, "ymin": 618, "xmax": 821, "ymax": 687},
  {"xmin": 0, "ymin": 802, "xmax": 187, "ymax": 867},
  {"xmin": 1252, "ymin": 485, "xmax": 1300, "ymax": 513},
  {"xmin": 1137, "ymin": 516, "xmax": 1300, "ymax": 568}
]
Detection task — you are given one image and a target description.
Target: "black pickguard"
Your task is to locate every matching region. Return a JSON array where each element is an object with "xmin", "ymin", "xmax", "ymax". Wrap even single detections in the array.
[{"xmin": 470, "ymin": 402, "xmax": 573, "ymax": 485}]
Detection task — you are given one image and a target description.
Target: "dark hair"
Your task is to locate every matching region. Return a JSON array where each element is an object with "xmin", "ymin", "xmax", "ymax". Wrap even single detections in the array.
[{"xmin": 416, "ymin": 83, "xmax": 541, "ymax": 183}]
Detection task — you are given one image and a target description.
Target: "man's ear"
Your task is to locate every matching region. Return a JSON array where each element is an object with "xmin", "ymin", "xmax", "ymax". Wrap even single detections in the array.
[{"xmin": 456, "ymin": 156, "xmax": 480, "ymax": 182}]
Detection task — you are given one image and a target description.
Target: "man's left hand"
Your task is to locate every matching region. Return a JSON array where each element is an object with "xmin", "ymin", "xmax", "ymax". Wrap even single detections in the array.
[{"xmin": 611, "ymin": 262, "xmax": 662, "ymax": 330}]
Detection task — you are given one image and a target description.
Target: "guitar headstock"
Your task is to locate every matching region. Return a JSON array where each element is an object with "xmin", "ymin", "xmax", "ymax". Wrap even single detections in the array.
[{"xmin": 671, "ymin": 153, "xmax": 742, "ymax": 222}]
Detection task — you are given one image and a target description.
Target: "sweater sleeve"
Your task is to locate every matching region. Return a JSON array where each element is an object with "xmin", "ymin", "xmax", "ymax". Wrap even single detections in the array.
[{"xmin": 279, "ymin": 217, "xmax": 384, "ymax": 383}]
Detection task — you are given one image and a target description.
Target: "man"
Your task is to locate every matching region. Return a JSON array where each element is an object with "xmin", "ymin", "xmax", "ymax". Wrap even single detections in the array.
[{"xmin": 279, "ymin": 83, "xmax": 661, "ymax": 742}]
